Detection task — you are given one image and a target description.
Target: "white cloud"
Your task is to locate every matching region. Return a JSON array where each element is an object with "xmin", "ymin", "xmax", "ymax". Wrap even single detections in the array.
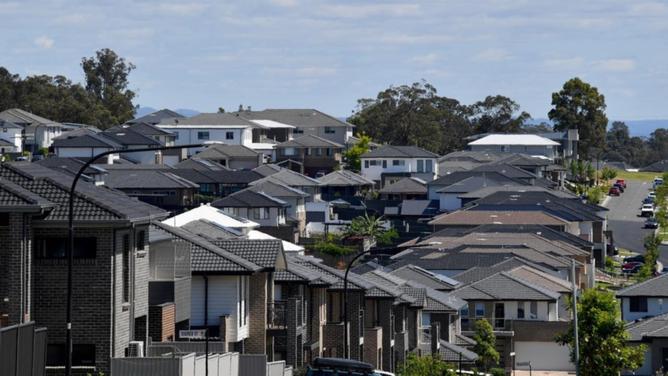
[
  {"xmin": 411, "ymin": 53, "xmax": 439, "ymax": 65},
  {"xmin": 377, "ymin": 33, "xmax": 453, "ymax": 45},
  {"xmin": 543, "ymin": 57, "xmax": 585, "ymax": 70},
  {"xmin": 594, "ymin": 59, "xmax": 636, "ymax": 72},
  {"xmin": 269, "ymin": 0, "xmax": 298, "ymax": 7},
  {"xmin": 630, "ymin": 2, "xmax": 668, "ymax": 16},
  {"xmin": 33, "ymin": 36, "xmax": 54, "ymax": 49},
  {"xmin": 318, "ymin": 3, "xmax": 420, "ymax": 19},
  {"xmin": 156, "ymin": 2, "xmax": 209, "ymax": 15},
  {"xmin": 474, "ymin": 48, "xmax": 511, "ymax": 62}
]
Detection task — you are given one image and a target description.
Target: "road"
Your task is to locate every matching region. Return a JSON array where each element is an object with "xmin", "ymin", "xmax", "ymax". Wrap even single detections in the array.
[{"xmin": 604, "ymin": 180, "xmax": 655, "ymax": 255}]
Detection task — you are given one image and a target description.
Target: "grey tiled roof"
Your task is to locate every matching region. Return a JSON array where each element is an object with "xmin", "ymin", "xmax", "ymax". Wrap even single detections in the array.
[
  {"xmin": 439, "ymin": 340, "xmax": 479, "ymax": 362},
  {"xmin": 128, "ymin": 109, "xmax": 185, "ymax": 125},
  {"xmin": 248, "ymin": 180, "xmax": 309, "ymax": 199},
  {"xmin": 389, "ymin": 264, "xmax": 460, "ymax": 291},
  {"xmin": 0, "ymin": 178, "xmax": 55, "ymax": 209},
  {"xmin": 0, "ymin": 108, "xmax": 62, "ymax": 127},
  {"xmin": 451, "ymin": 271, "xmax": 561, "ymax": 301},
  {"xmin": 250, "ymin": 168, "xmax": 321, "ymax": 187},
  {"xmin": 379, "ymin": 177, "xmax": 427, "ymax": 194},
  {"xmin": 173, "ymin": 158, "xmax": 229, "ymax": 171},
  {"xmin": 35, "ymin": 157, "xmax": 108, "ymax": 177},
  {"xmin": 101, "ymin": 128, "xmax": 162, "ymax": 146},
  {"xmin": 151, "ymin": 222, "xmax": 261, "ymax": 274},
  {"xmin": 291, "ymin": 255, "xmax": 371, "ymax": 291},
  {"xmin": 617, "ymin": 273, "xmax": 668, "ymax": 297},
  {"xmin": 104, "ymin": 170, "xmax": 199, "ymax": 189},
  {"xmin": 52, "ymin": 132, "xmax": 121, "ymax": 148},
  {"xmin": 0, "ymin": 162, "xmax": 166, "ymax": 223},
  {"xmin": 458, "ymin": 185, "xmax": 577, "ymax": 199},
  {"xmin": 361, "ymin": 145, "xmax": 439, "ymax": 159},
  {"xmin": 317, "ymin": 170, "xmax": 374, "ymax": 187},
  {"xmin": 159, "ymin": 112, "xmax": 256, "ymax": 126},
  {"xmin": 194, "ymin": 144, "xmax": 260, "ymax": 159},
  {"xmin": 252, "ymin": 164, "xmax": 283, "ymax": 177},
  {"xmin": 627, "ymin": 312, "xmax": 668, "ymax": 341},
  {"xmin": 211, "ymin": 239, "xmax": 286, "ymax": 270},
  {"xmin": 277, "ymin": 134, "xmax": 343, "ymax": 148},
  {"xmin": 452, "ymin": 257, "xmax": 552, "ymax": 285},
  {"xmin": 0, "ymin": 119, "xmax": 22, "ymax": 129},
  {"xmin": 211, "ymin": 189, "xmax": 288, "ymax": 208},
  {"xmin": 181, "ymin": 219, "xmax": 242, "ymax": 240},
  {"xmin": 233, "ymin": 108, "xmax": 352, "ymax": 128}
]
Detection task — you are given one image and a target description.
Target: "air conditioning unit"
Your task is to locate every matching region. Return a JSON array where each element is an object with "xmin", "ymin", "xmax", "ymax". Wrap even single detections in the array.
[{"xmin": 127, "ymin": 341, "xmax": 144, "ymax": 357}]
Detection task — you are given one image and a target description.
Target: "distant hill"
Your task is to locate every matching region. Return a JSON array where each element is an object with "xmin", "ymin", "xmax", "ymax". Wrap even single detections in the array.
[
  {"xmin": 528, "ymin": 118, "xmax": 668, "ymax": 137},
  {"xmin": 135, "ymin": 106, "xmax": 200, "ymax": 118}
]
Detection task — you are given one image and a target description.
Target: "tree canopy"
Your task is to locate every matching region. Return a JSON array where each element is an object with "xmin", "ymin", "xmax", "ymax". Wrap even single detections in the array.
[
  {"xmin": 556, "ymin": 288, "xmax": 645, "ymax": 376},
  {"xmin": 549, "ymin": 77, "xmax": 608, "ymax": 159},
  {"xmin": 0, "ymin": 48, "xmax": 136, "ymax": 129},
  {"xmin": 472, "ymin": 319, "xmax": 499, "ymax": 371}
]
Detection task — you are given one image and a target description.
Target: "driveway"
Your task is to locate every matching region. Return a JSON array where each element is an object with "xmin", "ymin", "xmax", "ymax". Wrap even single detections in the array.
[{"xmin": 604, "ymin": 180, "xmax": 654, "ymax": 254}]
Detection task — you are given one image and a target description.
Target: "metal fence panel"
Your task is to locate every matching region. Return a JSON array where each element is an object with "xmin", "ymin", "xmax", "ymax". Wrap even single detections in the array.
[
  {"xmin": 195, "ymin": 355, "xmax": 206, "ymax": 375},
  {"xmin": 110, "ymin": 357, "xmax": 182, "ymax": 376},
  {"xmin": 266, "ymin": 361, "xmax": 286, "ymax": 376},
  {"xmin": 239, "ymin": 354, "xmax": 267, "ymax": 376},
  {"xmin": 148, "ymin": 341, "xmax": 228, "ymax": 356},
  {"xmin": 181, "ymin": 353, "xmax": 196, "ymax": 376},
  {"xmin": 283, "ymin": 366, "xmax": 293, "ymax": 376},
  {"xmin": 0, "ymin": 326, "xmax": 18, "ymax": 376},
  {"xmin": 32, "ymin": 329, "xmax": 47, "ymax": 376},
  {"xmin": 16, "ymin": 324, "xmax": 34, "ymax": 376}
]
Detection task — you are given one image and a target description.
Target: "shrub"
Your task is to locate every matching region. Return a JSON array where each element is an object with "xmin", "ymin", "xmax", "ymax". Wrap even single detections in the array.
[{"xmin": 490, "ymin": 368, "xmax": 506, "ymax": 376}]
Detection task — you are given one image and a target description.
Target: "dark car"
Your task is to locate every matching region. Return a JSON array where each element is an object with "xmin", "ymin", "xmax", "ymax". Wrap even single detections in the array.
[
  {"xmin": 624, "ymin": 255, "xmax": 646, "ymax": 264},
  {"xmin": 609, "ymin": 186, "xmax": 621, "ymax": 196},
  {"xmin": 645, "ymin": 217, "xmax": 659, "ymax": 229},
  {"xmin": 307, "ymin": 358, "xmax": 379, "ymax": 376},
  {"xmin": 613, "ymin": 183, "xmax": 625, "ymax": 192},
  {"xmin": 615, "ymin": 179, "xmax": 627, "ymax": 189},
  {"xmin": 644, "ymin": 197, "xmax": 656, "ymax": 205},
  {"xmin": 622, "ymin": 261, "xmax": 644, "ymax": 274}
]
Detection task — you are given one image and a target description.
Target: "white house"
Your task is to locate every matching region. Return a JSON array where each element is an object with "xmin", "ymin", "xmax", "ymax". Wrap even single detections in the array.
[
  {"xmin": 0, "ymin": 119, "xmax": 23, "ymax": 153},
  {"xmin": 0, "ymin": 108, "xmax": 64, "ymax": 152},
  {"xmin": 617, "ymin": 273, "xmax": 668, "ymax": 322},
  {"xmin": 360, "ymin": 145, "xmax": 440, "ymax": 184},
  {"xmin": 467, "ymin": 134, "xmax": 561, "ymax": 160}
]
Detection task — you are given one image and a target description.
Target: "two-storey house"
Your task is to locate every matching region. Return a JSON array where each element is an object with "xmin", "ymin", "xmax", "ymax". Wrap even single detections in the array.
[
  {"xmin": 617, "ymin": 273, "xmax": 668, "ymax": 322},
  {"xmin": 360, "ymin": 145, "xmax": 439, "ymax": 187},
  {"xmin": 274, "ymin": 134, "xmax": 343, "ymax": 177},
  {"xmin": 467, "ymin": 134, "xmax": 561, "ymax": 161}
]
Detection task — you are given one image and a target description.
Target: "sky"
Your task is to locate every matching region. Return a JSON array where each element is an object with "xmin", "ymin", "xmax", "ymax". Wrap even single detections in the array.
[{"xmin": 1, "ymin": 0, "xmax": 667, "ymax": 121}]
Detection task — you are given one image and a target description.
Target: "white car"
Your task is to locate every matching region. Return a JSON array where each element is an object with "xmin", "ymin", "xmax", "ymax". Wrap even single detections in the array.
[
  {"xmin": 649, "ymin": 191, "xmax": 657, "ymax": 198},
  {"xmin": 654, "ymin": 178, "xmax": 664, "ymax": 189},
  {"xmin": 641, "ymin": 204, "xmax": 656, "ymax": 217}
]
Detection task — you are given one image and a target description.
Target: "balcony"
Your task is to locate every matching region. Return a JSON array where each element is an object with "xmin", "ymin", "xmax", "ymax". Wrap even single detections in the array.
[
  {"xmin": 267, "ymin": 300, "xmax": 288, "ymax": 329},
  {"xmin": 418, "ymin": 326, "xmax": 432, "ymax": 345}
]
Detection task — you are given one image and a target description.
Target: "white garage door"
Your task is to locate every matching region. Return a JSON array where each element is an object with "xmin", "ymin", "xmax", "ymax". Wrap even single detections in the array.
[{"xmin": 514, "ymin": 341, "xmax": 575, "ymax": 371}]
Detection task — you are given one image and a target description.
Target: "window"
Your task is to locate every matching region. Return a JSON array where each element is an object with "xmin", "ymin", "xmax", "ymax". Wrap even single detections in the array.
[
  {"xmin": 122, "ymin": 234, "xmax": 130, "ymax": 303},
  {"xmin": 34, "ymin": 237, "xmax": 97, "ymax": 259},
  {"xmin": 461, "ymin": 306, "xmax": 469, "ymax": 327},
  {"xmin": 326, "ymin": 148, "xmax": 332, "ymax": 156},
  {"xmin": 197, "ymin": 131, "xmax": 210, "ymax": 140},
  {"xmin": 238, "ymin": 276, "xmax": 247, "ymax": 326},
  {"xmin": 293, "ymin": 128, "xmax": 304, "ymax": 134},
  {"xmin": 2, "ymin": 128, "xmax": 6, "ymax": 132},
  {"xmin": 174, "ymin": 132, "xmax": 179, "ymax": 140},
  {"xmin": 253, "ymin": 208, "xmax": 270, "ymax": 220},
  {"xmin": 226, "ymin": 131, "xmax": 234, "ymax": 140},
  {"xmin": 517, "ymin": 302, "xmax": 525, "ymax": 319},
  {"xmin": 47, "ymin": 344, "xmax": 95, "ymax": 367},
  {"xmin": 382, "ymin": 160, "xmax": 387, "ymax": 168},
  {"xmin": 630, "ymin": 297, "xmax": 648, "ymax": 312},
  {"xmin": 315, "ymin": 148, "xmax": 323, "ymax": 156},
  {"xmin": 475, "ymin": 303, "xmax": 485, "ymax": 317},
  {"xmin": 494, "ymin": 303, "xmax": 505, "ymax": 328},
  {"xmin": 529, "ymin": 301, "xmax": 538, "ymax": 319},
  {"xmin": 369, "ymin": 160, "xmax": 379, "ymax": 166},
  {"xmin": 421, "ymin": 312, "xmax": 431, "ymax": 327},
  {"xmin": 284, "ymin": 147, "xmax": 296, "ymax": 156},
  {"xmin": 392, "ymin": 160, "xmax": 405, "ymax": 166},
  {"xmin": 324, "ymin": 126, "xmax": 335, "ymax": 134},
  {"xmin": 136, "ymin": 230, "xmax": 145, "ymax": 251},
  {"xmin": 0, "ymin": 213, "xmax": 9, "ymax": 226},
  {"xmin": 425, "ymin": 159, "xmax": 433, "ymax": 173},
  {"xmin": 417, "ymin": 160, "xmax": 424, "ymax": 172},
  {"xmin": 364, "ymin": 160, "xmax": 369, "ymax": 168}
]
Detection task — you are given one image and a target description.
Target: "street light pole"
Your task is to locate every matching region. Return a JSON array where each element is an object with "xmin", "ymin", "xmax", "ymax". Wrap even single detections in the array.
[
  {"xmin": 343, "ymin": 250, "xmax": 372, "ymax": 359},
  {"xmin": 65, "ymin": 143, "xmax": 203, "ymax": 376}
]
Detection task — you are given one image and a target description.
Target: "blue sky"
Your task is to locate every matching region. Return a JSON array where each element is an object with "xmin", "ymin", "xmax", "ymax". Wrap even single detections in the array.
[{"xmin": 1, "ymin": 0, "xmax": 667, "ymax": 120}]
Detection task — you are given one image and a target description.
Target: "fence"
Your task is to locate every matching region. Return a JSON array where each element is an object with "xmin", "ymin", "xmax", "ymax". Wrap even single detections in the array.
[{"xmin": 0, "ymin": 322, "xmax": 47, "ymax": 376}]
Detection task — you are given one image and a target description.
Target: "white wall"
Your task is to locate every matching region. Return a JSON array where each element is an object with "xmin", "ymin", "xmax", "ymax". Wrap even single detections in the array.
[
  {"xmin": 56, "ymin": 147, "xmax": 118, "ymax": 163},
  {"xmin": 159, "ymin": 126, "xmax": 249, "ymax": 155},
  {"xmin": 514, "ymin": 341, "xmax": 575, "ymax": 371},
  {"xmin": 621, "ymin": 297, "xmax": 668, "ymax": 322},
  {"xmin": 0, "ymin": 128, "xmax": 22, "ymax": 152},
  {"xmin": 191, "ymin": 275, "xmax": 249, "ymax": 342},
  {"xmin": 578, "ymin": 221, "xmax": 593, "ymax": 242},
  {"xmin": 439, "ymin": 193, "xmax": 461, "ymax": 212},
  {"xmin": 469, "ymin": 144, "xmax": 557, "ymax": 160},
  {"xmin": 361, "ymin": 157, "xmax": 438, "ymax": 182}
]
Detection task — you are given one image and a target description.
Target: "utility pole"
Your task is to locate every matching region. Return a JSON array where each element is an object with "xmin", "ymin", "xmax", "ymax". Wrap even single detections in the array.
[{"xmin": 572, "ymin": 259, "xmax": 580, "ymax": 376}]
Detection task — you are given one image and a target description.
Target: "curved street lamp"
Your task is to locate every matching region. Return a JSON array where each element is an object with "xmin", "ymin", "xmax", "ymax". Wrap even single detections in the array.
[{"xmin": 65, "ymin": 143, "xmax": 203, "ymax": 376}]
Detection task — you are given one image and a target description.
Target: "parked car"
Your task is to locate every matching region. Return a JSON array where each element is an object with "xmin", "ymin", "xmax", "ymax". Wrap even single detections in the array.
[
  {"xmin": 613, "ymin": 183, "xmax": 625, "ymax": 192},
  {"xmin": 644, "ymin": 197, "xmax": 656, "ymax": 205},
  {"xmin": 615, "ymin": 179, "xmax": 627, "ymax": 189},
  {"xmin": 645, "ymin": 217, "xmax": 659, "ymax": 229},
  {"xmin": 624, "ymin": 255, "xmax": 646, "ymax": 264},
  {"xmin": 649, "ymin": 191, "xmax": 657, "ymax": 199},
  {"xmin": 622, "ymin": 261, "xmax": 644, "ymax": 274},
  {"xmin": 641, "ymin": 204, "xmax": 656, "ymax": 217},
  {"xmin": 307, "ymin": 358, "xmax": 381, "ymax": 376},
  {"xmin": 654, "ymin": 177, "xmax": 664, "ymax": 189},
  {"xmin": 609, "ymin": 186, "xmax": 621, "ymax": 196}
]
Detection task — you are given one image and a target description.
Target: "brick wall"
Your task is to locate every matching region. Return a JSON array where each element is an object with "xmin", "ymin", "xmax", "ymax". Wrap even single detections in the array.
[
  {"xmin": 0, "ymin": 213, "xmax": 31, "ymax": 326},
  {"xmin": 347, "ymin": 291, "xmax": 364, "ymax": 361},
  {"xmin": 377, "ymin": 299, "xmax": 394, "ymax": 372},
  {"xmin": 246, "ymin": 272, "xmax": 268, "ymax": 354},
  {"xmin": 363, "ymin": 326, "xmax": 382, "ymax": 369},
  {"xmin": 323, "ymin": 322, "xmax": 345, "ymax": 358},
  {"xmin": 149, "ymin": 303, "xmax": 175, "ymax": 342}
]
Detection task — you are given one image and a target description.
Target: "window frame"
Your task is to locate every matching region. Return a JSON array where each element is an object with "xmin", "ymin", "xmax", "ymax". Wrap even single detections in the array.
[
  {"xmin": 629, "ymin": 296, "xmax": 648, "ymax": 313},
  {"xmin": 197, "ymin": 131, "xmax": 210, "ymax": 140},
  {"xmin": 225, "ymin": 131, "xmax": 234, "ymax": 140}
]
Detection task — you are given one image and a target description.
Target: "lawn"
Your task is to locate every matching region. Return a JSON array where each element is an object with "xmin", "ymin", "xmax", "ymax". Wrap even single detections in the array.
[{"xmin": 614, "ymin": 170, "xmax": 660, "ymax": 181}]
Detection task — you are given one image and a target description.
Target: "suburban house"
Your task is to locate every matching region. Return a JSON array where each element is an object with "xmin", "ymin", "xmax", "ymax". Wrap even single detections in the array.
[
  {"xmin": 317, "ymin": 170, "xmax": 374, "ymax": 202},
  {"xmin": 0, "ymin": 118, "xmax": 23, "ymax": 153},
  {"xmin": 625, "ymin": 312, "xmax": 668, "ymax": 375},
  {"xmin": 617, "ymin": 273, "xmax": 668, "ymax": 322},
  {"xmin": 360, "ymin": 145, "xmax": 440, "ymax": 186},
  {"xmin": 170, "ymin": 168, "xmax": 262, "ymax": 199},
  {"xmin": 110, "ymin": 122, "xmax": 177, "ymax": 146},
  {"xmin": 126, "ymin": 108, "xmax": 185, "ymax": 126},
  {"xmin": 247, "ymin": 179, "xmax": 309, "ymax": 237},
  {"xmin": 274, "ymin": 134, "xmax": 344, "ymax": 177},
  {"xmin": 0, "ymin": 162, "xmax": 167, "ymax": 373},
  {"xmin": 0, "ymin": 108, "xmax": 64, "ymax": 152},
  {"xmin": 235, "ymin": 108, "xmax": 354, "ymax": 145},
  {"xmin": 193, "ymin": 144, "xmax": 263, "ymax": 169},
  {"xmin": 252, "ymin": 165, "xmax": 322, "ymax": 202},
  {"xmin": 537, "ymin": 130, "xmax": 579, "ymax": 163},
  {"xmin": 35, "ymin": 156, "xmax": 108, "ymax": 185},
  {"xmin": 378, "ymin": 177, "xmax": 428, "ymax": 201},
  {"xmin": 467, "ymin": 134, "xmax": 561, "ymax": 161}
]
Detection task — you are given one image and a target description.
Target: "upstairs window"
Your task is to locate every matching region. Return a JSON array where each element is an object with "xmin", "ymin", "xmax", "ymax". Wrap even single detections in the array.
[
  {"xmin": 34, "ymin": 237, "xmax": 97, "ymax": 259},
  {"xmin": 630, "ymin": 297, "xmax": 648, "ymax": 312},
  {"xmin": 529, "ymin": 301, "xmax": 538, "ymax": 319},
  {"xmin": 324, "ymin": 127, "xmax": 335, "ymax": 134},
  {"xmin": 475, "ymin": 302, "xmax": 485, "ymax": 317},
  {"xmin": 226, "ymin": 131, "xmax": 234, "ymax": 140},
  {"xmin": 293, "ymin": 128, "xmax": 304, "ymax": 134},
  {"xmin": 364, "ymin": 160, "xmax": 369, "ymax": 168},
  {"xmin": 253, "ymin": 208, "xmax": 270, "ymax": 220},
  {"xmin": 392, "ymin": 160, "xmax": 405, "ymax": 166},
  {"xmin": 197, "ymin": 131, "xmax": 210, "ymax": 140},
  {"xmin": 136, "ymin": 230, "xmax": 146, "ymax": 251},
  {"xmin": 382, "ymin": 160, "xmax": 387, "ymax": 168},
  {"xmin": 425, "ymin": 160, "xmax": 433, "ymax": 173},
  {"xmin": 122, "ymin": 234, "xmax": 130, "ymax": 303},
  {"xmin": 417, "ymin": 160, "xmax": 424, "ymax": 172},
  {"xmin": 284, "ymin": 147, "xmax": 296, "ymax": 156},
  {"xmin": 517, "ymin": 301, "xmax": 525, "ymax": 319}
]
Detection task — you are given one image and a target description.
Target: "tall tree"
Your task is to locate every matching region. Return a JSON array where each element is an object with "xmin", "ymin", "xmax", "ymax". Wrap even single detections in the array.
[
  {"xmin": 556, "ymin": 288, "xmax": 645, "ymax": 376},
  {"xmin": 470, "ymin": 95, "xmax": 531, "ymax": 134},
  {"xmin": 349, "ymin": 81, "xmax": 473, "ymax": 155},
  {"xmin": 549, "ymin": 78, "xmax": 608, "ymax": 159},
  {"xmin": 81, "ymin": 48, "xmax": 137, "ymax": 126},
  {"xmin": 472, "ymin": 319, "xmax": 499, "ymax": 371}
]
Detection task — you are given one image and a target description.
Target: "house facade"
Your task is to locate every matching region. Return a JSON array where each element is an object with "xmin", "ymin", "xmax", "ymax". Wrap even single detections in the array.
[{"xmin": 360, "ymin": 145, "xmax": 439, "ymax": 185}]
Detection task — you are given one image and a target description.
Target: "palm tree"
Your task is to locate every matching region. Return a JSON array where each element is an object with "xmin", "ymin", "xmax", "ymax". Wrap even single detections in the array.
[{"xmin": 345, "ymin": 213, "xmax": 385, "ymax": 239}]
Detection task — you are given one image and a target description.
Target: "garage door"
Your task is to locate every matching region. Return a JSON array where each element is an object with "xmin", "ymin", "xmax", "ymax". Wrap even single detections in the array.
[{"xmin": 514, "ymin": 341, "xmax": 575, "ymax": 371}]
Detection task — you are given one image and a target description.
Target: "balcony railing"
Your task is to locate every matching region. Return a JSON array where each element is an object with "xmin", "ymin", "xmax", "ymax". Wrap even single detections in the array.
[
  {"xmin": 267, "ymin": 300, "xmax": 288, "ymax": 329},
  {"xmin": 418, "ymin": 326, "xmax": 432, "ymax": 344}
]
